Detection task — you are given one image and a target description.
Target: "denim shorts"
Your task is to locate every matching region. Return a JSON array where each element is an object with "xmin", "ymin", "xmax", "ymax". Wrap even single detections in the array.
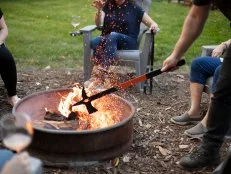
[{"xmin": 190, "ymin": 56, "xmax": 222, "ymax": 93}]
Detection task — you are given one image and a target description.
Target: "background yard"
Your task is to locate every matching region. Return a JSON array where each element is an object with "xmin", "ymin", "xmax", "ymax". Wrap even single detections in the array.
[{"xmin": 1, "ymin": 0, "xmax": 231, "ymax": 70}]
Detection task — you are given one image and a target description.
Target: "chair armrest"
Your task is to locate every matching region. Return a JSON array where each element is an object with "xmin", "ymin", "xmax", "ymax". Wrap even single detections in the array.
[
  {"xmin": 201, "ymin": 45, "xmax": 217, "ymax": 56},
  {"xmin": 80, "ymin": 25, "xmax": 98, "ymax": 33},
  {"xmin": 69, "ymin": 25, "xmax": 98, "ymax": 37},
  {"xmin": 80, "ymin": 25, "xmax": 104, "ymax": 33}
]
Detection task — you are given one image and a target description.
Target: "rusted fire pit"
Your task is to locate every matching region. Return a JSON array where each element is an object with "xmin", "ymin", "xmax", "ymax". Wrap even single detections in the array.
[{"xmin": 12, "ymin": 88, "xmax": 135, "ymax": 167}]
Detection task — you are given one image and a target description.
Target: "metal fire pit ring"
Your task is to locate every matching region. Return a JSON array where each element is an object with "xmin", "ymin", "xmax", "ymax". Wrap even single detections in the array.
[{"xmin": 12, "ymin": 88, "xmax": 135, "ymax": 167}]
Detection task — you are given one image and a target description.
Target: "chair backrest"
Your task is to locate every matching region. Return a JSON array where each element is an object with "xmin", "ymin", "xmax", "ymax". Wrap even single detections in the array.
[{"xmin": 135, "ymin": 0, "xmax": 152, "ymax": 45}]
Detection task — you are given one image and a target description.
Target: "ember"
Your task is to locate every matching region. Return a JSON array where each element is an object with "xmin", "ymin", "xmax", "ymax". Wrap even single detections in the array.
[
  {"xmin": 13, "ymin": 88, "xmax": 135, "ymax": 166},
  {"xmin": 39, "ymin": 83, "xmax": 124, "ymax": 131}
]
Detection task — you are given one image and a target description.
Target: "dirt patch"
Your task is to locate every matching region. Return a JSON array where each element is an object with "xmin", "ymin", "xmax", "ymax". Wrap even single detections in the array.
[{"xmin": 0, "ymin": 68, "xmax": 230, "ymax": 174}]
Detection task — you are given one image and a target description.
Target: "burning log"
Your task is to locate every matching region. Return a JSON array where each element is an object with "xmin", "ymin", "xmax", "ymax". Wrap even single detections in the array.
[
  {"xmin": 44, "ymin": 109, "xmax": 78, "ymax": 122},
  {"xmin": 44, "ymin": 111, "xmax": 65, "ymax": 121},
  {"xmin": 33, "ymin": 119, "xmax": 80, "ymax": 130},
  {"xmin": 39, "ymin": 108, "xmax": 81, "ymax": 130},
  {"xmin": 37, "ymin": 84, "xmax": 125, "ymax": 131}
]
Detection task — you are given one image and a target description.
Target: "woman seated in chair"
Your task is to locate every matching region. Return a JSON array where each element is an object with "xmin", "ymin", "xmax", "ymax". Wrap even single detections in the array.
[
  {"xmin": 170, "ymin": 39, "xmax": 231, "ymax": 138},
  {"xmin": 91, "ymin": 0, "xmax": 159, "ymax": 71}
]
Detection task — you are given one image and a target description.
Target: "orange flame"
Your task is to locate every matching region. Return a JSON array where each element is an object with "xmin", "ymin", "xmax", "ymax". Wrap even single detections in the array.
[{"xmin": 58, "ymin": 83, "xmax": 122, "ymax": 130}]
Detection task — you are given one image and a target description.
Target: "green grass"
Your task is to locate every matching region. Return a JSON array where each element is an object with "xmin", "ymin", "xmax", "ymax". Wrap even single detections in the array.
[
  {"xmin": 150, "ymin": 1, "xmax": 231, "ymax": 66},
  {"xmin": 1, "ymin": 0, "xmax": 231, "ymax": 70}
]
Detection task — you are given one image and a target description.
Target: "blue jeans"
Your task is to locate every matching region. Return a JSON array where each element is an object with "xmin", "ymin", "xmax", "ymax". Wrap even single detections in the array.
[
  {"xmin": 0, "ymin": 150, "xmax": 14, "ymax": 171},
  {"xmin": 0, "ymin": 43, "xmax": 17, "ymax": 97},
  {"xmin": 91, "ymin": 32, "xmax": 138, "ymax": 69},
  {"xmin": 190, "ymin": 56, "xmax": 222, "ymax": 93}
]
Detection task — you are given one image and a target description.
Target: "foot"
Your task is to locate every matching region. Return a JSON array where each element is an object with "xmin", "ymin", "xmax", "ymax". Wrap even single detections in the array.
[
  {"xmin": 184, "ymin": 122, "xmax": 207, "ymax": 138},
  {"xmin": 170, "ymin": 112, "xmax": 202, "ymax": 125},
  {"xmin": 8, "ymin": 95, "xmax": 21, "ymax": 107},
  {"xmin": 179, "ymin": 146, "xmax": 220, "ymax": 170}
]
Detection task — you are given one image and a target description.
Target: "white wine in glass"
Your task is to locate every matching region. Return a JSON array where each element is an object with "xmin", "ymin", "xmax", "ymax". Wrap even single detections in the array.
[
  {"xmin": 3, "ymin": 133, "xmax": 32, "ymax": 153},
  {"xmin": 1, "ymin": 113, "xmax": 33, "ymax": 153},
  {"xmin": 71, "ymin": 16, "xmax": 80, "ymax": 31}
]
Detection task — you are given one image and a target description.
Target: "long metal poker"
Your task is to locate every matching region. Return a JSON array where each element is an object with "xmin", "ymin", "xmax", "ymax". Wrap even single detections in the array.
[{"xmin": 73, "ymin": 59, "xmax": 186, "ymax": 114}]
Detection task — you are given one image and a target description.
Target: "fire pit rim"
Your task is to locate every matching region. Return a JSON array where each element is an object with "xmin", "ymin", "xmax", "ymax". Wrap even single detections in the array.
[{"xmin": 12, "ymin": 88, "xmax": 135, "ymax": 134}]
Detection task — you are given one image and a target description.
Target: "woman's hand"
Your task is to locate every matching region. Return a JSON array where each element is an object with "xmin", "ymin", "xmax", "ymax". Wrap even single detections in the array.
[
  {"xmin": 92, "ymin": 0, "xmax": 106, "ymax": 10},
  {"xmin": 142, "ymin": 13, "xmax": 160, "ymax": 34},
  {"xmin": 93, "ymin": 0, "xmax": 106, "ymax": 26},
  {"xmin": 150, "ymin": 22, "xmax": 160, "ymax": 34},
  {"xmin": 211, "ymin": 44, "xmax": 226, "ymax": 57}
]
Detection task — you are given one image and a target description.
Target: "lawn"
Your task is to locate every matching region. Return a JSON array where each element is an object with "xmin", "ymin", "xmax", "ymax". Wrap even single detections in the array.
[{"xmin": 1, "ymin": 0, "xmax": 231, "ymax": 70}]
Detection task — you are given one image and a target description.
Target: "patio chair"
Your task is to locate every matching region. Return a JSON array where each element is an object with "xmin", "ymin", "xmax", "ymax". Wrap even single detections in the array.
[{"xmin": 79, "ymin": 0, "xmax": 154, "ymax": 91}]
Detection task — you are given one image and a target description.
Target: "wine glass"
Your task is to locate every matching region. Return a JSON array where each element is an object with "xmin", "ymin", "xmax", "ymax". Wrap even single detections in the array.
[
  {"xmin": 71, "ymin": 16, "xmax": 80, "ymax": 31},
  {"xmin": 0, "ymin": 113, "xmax": 33, "ymax": 153}
]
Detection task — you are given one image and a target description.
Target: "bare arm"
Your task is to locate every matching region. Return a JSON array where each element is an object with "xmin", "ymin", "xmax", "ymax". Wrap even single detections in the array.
[
  {"xmin": 0, "ymin": 16, "xmax": 8, "ymax": 45},
  {"xmin": 94, "ymin": 9, "xmax": 105, "ymax": 27},
  {"xmin": 92, "ymin": 0, "xmax": 105, "ymax": 27},
  {"xmin": 162, "ymin": 4, "xmax": 211, "ymax": 71},
  {"xmin": 142, "ymin": 13, "xmax": 159, "ymax": 33}
]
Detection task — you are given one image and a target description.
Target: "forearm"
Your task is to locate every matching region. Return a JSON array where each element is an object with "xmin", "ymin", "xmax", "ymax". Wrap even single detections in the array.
[
  {"xmin": 171, "ymin": 5, "xmax": 210, "ymax": 60},
  {"xmin": 142, "ymin": 13, "xmax": 156, "ymax": 28},
  {"xmin": 94, "ymin": 9, "xmax": 104, "ymax": 27}
]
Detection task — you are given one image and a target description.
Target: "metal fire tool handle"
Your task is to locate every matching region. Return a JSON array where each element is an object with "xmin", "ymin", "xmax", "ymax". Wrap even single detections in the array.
[{"xmin": 73, "ymin": 59, "xmax": 186, "ymax": 114}]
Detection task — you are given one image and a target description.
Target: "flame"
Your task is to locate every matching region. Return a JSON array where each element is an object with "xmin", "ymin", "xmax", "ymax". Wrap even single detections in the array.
[{"xmin": 58, "ymin": 83, "xmax": 122, "ymax": 130}]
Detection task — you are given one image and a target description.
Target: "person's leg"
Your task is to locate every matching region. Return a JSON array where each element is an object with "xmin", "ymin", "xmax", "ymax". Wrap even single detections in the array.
[
  {"xmin": 91, "ymin": 32, "xmax": 137, "ymax": 69},
  {"xmin": 184, "ymin": 102, "xmax": 210, "ymax": 138},
  {"xmin": 185, "ymin": 65, "xmax": 222, "ymax": 138},
  {"xmin": 0, "ymin": 44, "xmax": 19, "ymax": 106},
  {"xmin": 91, "ymin": 36, "xmax": 106, "ymax": 67},
  {"xmin": 171, "ymin": 57, "xmax": 221, "ymax": 125},
  {"xmin": 101, "ymin": 32, "xmax": 137, "ymax": 69},
  {"xmin": 188, "ymin": 82, "xmax": 204, "ymax": 116},
  {"xmin": 201, "ymin": 65, "xmax": 222, "ymax": 126},
  {"xmin": 188, "ymin": 57, "xmax": 222, "ymax": 116},
  {"xmin": 180, "ymin": 46, "xmax": 231, "ymax": 169}
]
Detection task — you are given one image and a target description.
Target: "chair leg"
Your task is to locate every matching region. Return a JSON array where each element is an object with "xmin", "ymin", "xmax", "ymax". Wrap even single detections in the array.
[
  {"xmin": 135, "ymin": 61, "xmax": 142, "ymax": 92},
  {"xmin": 84, "ymin": 54, "xmax": 93, "ymax": 81},
  {"xmin": 82, "ymin": 32, "xmax": 93, "ymax": 81}
]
